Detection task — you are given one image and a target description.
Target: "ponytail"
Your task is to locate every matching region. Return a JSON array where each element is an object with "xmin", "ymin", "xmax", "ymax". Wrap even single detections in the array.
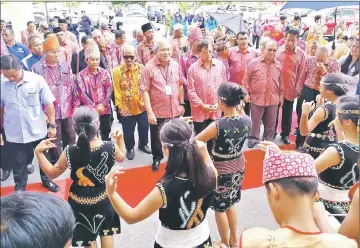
[{"xmin": 76, "ymin": 129, "xmax": 91, "ymax": 165}]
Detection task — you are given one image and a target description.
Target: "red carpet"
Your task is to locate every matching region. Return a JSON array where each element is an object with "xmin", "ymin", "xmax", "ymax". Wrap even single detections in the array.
[{"xmin": 0, "ymin": 144, "xmax": 295, "ymax": 207}]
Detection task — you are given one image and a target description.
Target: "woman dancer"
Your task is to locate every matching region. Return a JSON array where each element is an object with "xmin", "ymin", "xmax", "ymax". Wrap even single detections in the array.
[
  {"xmin": 300, "ymin": 73, "xmax": 348, "ymax": 159},
  {"xmin": 35, "ymin": 106, "xmax": 125, "ymax": 248},
  {"xmin": 196, "ymin": 82, "xmax": 252, "ymax": 248},
  {"xmin": 105, "ymin": 119, "xmax": 217, "ymax": 248},
  {"xmin": 313, "ymin": 96, "xmax": 359, "ymax": 221}
]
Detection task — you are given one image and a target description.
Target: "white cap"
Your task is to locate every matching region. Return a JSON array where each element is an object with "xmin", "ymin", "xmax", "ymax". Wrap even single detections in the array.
[{"xmin": 173, "ymin": 23, "xmax": 183, "ymax": 31}]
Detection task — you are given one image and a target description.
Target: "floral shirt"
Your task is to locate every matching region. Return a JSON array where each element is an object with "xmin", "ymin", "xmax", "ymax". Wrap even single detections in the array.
[
  {"xmin": 64, "ymin": 31, "xmax": 78, "ymax": 46},
  {"xmin": 61, "ymin": 41, "xmax": 79, "ymax": 64},
  {"xmin": 32, "ymin": 59, "xmax": 76, "ymax": 119},
  {"xmin": 75, "ymin": 67, "xmax": 113, "ymax": 115},
  {"xmin": 140, "ymin": 57, "xmax": 185, "ymax": 118},
  {"xmin": 21, "ymin": 29, "xmax": 41, "ymax": 49},
  {"xmin": 113, "ymin": 63, "xmax": 146, "ymax": 116},
  {"xmin": 171, "ymin": 36, "xmax": 189, "ymax": 62},
  {"xmin": 299, "ymin": 56, "xmax": 340, "ymax": 91},
  {"xmin": 228, "ymin": 47, "xmax": 260, "ymax": 86},
  {"xmin": 187, "ymin": 59, "xmax": 227, "ymax": 122},
  {"xmin": 101, "ymin": 42, "xmax": 121, "ymax": 78},
  {"xmin": 136, "ymin": 40, "xmax": 155, "ymax": 66},
  {"xmin": 275, "ymin": 45, "xmax": 306, "ymax": 101},
  {"xmin": 243, "ymin": 57, "xmax": 284, "ymax": 107}
]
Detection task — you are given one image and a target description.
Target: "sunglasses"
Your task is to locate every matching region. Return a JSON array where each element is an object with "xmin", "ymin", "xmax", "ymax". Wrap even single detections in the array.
[{"xmin": 123, "ymin": 55, "xmax": 135, "ymax": 60}]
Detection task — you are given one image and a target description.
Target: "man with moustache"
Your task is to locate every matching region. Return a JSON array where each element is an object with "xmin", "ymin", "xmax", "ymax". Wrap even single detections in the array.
[
  {"xmin": 21, "ymin": 35, "xmax": 44, "ymax": 71},
  {"xmin": 228, "ymin": 31, "xmax": 260, "ymax": 115},
  {"xmin": 274, "ymin": 29, "xmax": 305, "ymax": 144},
  {"xmin": 21, "ymin": 21, "xmax": 41, "ymax": 49},
  {"xmin": 137, "ymin": 23, "xmax": 156, "ymax": 66},
  {"xmin": 243, "ymin": 40, "xmax": 284, "ymax": 148},
  {"xmin": 187, "ymin": 39, "xmax": 227, "ymax": 135},
  {"xmin": 113, "ymin": 45, "xmax": 151, "ymax": 160},
  {"xmin": 32, "ymin": 35, "xmax": 77, "ymax": 181},
  {"xmin": 140, "ymin": 39, "xmax": 185, "ymax": 171}
]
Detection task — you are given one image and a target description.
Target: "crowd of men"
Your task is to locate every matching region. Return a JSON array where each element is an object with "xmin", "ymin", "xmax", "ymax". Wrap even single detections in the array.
[{"xmin": 0, "ymin": 10, "xmax": 359, "ymax": 194}]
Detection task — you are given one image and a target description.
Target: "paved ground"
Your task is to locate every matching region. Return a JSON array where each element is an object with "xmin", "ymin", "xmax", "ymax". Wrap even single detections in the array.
[{"xmin": 1, "ymin": 116, "xmax": 287, "ymax": 247}]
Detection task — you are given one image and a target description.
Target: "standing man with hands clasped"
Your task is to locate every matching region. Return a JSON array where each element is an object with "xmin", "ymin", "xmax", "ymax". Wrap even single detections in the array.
[
  {"xmin": 0, "ymin": 54, "xmax": 59, "ymax": 192},
  {"xmin": 140, "ymin": 39, "xmax": 185, "ymax": 172}
]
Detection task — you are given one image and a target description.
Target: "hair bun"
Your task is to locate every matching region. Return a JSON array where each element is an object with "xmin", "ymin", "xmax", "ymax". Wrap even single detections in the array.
[{"xmin": 231, "ymin": 86, "xmax": 245, "ymax": 101}]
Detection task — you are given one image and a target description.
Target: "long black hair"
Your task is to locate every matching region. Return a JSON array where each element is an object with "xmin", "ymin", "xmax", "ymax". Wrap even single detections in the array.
[
  {"xmin": 72, "ymin": 106, "xmax": 100, "ymax": 165},
  {"xmin": 159, "ymin": 119, "xmax": 216, "ymax": 198},
  {"xmin": 340, "ymin": 39, "xmax": 359, "ymax": 76}
]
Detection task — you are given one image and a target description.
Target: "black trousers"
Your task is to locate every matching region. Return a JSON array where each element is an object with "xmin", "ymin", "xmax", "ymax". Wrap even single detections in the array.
[
  {"xmin": 2, "ymin": 136, "xmax": 52, "ymax": 191},
  {"xmin": 150, "ymin": 118, "xmax": 168, "ymax": 161},
  {"xmin": 194, "ymin": 119, "xmax": 213, "ymax": 153},
  {"xmin": 121, "ymin": 111, "xmax": 149, "ymax": 151},
  {"xmin": 100, "ymin": 114, "xmax": 112, "ymax": 141},
  {"xmin": 252, "ymin": 35, "xmax": 260, "ymax": 49},
  {"xmin": 295, "ymin": 86, "xmax": 320, "ymax": 148},
  {"xmin": 183, "ymin": 100, "xmax": 191, "ymax": 117},
  {"xmin": 244, "ymin": 102, "xmax": 250, "ymax": 116},
  {"xmin": 274, "ymin": 99, "xmax": 294, "ymax": 137}
]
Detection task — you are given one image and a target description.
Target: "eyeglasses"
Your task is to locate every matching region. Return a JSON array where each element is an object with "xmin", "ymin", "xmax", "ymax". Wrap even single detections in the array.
[
  {"xmin": 266, "ymin": 48, "xmax": 277, "ymax": 52},
  {"xmin": 123, "ymin": 55, "xmax": 135, "ymax": 60}
]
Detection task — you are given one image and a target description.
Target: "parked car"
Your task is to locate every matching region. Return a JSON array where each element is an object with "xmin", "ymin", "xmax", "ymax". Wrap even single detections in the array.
[
  {"xmin": 220, "ymin": 4, "xmax": 260, "ymax": 22},
  {"xmin": 302, "ymin": 5, "xmax": 359, "ymax": 38},
  {"xmin": 154, "ymin": 6, "xmax": 164, "ymax": 23},
  {"xmin": 148, "ymin": 6, "xmax": 156, "ymax": 20}
]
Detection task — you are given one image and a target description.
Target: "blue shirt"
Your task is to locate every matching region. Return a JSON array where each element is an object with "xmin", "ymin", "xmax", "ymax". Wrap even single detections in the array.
[
  {"xmin": 21, "ymin": 53, "xmax": 44, "ymax": 71},
  {"xmin": 6, "ymin": 42, "xmax": 29, "ymax": 62},
  {"xmin": 0, "ymin": 71, "xmax": 55, "ymax": 143}
]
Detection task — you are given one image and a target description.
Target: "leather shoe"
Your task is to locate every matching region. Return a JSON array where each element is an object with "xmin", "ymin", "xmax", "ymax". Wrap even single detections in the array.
[
  {"xmin": 152, "ymin": 160, "xmax": 160, "ymax": 172},
  {"xmin": 139, "ymin": 145, "xmax": 151, "ymax": 154},
  {"xmin": 281, "ymin": 136, "xmax": 290, "ymax": 145},
  {"xmin": 247, "ymin": 141, "xmax": 258, "ymax": 149},
  {"xmin": 126, "ymin": 149, "xmax": 135, "ymax": 160},
  {"xmin": 27, "ymin": 164, "xmax": 35, "ymax": 174},
  {"xmin": 1, "ymin": 169, "xmax": 10, "ymax": 181},
  {"xmin": 42, "ymin": 181, "xmax": 60, "ymax": 192}
]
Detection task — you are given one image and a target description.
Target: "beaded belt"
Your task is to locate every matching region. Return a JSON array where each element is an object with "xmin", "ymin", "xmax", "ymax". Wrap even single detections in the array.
[
  {"xmin": 309, "ymin": 133, "xmax": 331, "ymax": 140},
  {"xmin": 68, "ymin": 191, "xmax": 108, "ymax": 205}
]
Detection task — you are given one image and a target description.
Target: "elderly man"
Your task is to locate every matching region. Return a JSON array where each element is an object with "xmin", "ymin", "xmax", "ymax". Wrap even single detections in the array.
[
  {"xmin": 21, "ymin": 35, "xmax": 44, "ymax": 71},
  {"xmin": 140, "ymin": 39, "xmax": 185, "ymax": 171},
  {"xmin": 274, "ymin": 29, "xmax": 305, "ymax": 144},
  {"xmin": 137, "ymin": 23, "xmax": 156, "ymax": 66},
  {"xmin": 113, "ymin": 45, "xmax": 151, "ymax": 160},
  {"xmin": 75, "ymin": 43, "xmax": 113, "ymax": 141},
  {"xmin": 21, "ymin": 21, "xmax": 40, "ymax": 49},
  {"xmin": 39, "ymin": 22, "xmax": 49, "ymax": 38},
  {"xmin": 3, "ymin": 28, "xmax": 29, "ymax": 62},
  {"xmin": 228, "ymin": 31, "xmax": 260, "ymax": 115},
  {"xmin": 92, "ymin": 29, "xmax": 121, "ymax": 77},
  {"xmin": 243, "ymin": 40, "xmax": 284, "ymax": 148},
  {"xmin": 53, "ymin": 27, "xmax": 78, "ymax": 64},
  {"xmin": 295, "ymin": 46, "xmax": 340, "ymax": 148},
  {"xmin": 0, "ymin": 55, "xmax": 58, "ymax": 192},
  {"xmin": 131, "ymin": 29, "xmax": 144, "ymax": 48},
  {"xmin": 32, "ymin": 35, "xmax": 77, "ymax": 170},
  {"xmin": 171, "ymin": 23, "xmax": 189, "ymax": 61},
  {"xmin": 57, "ymin": 18, "xmax": 78, "ymax": 45},
  {"xmin": 187, "ymin": 39, "xmax": 227, "ymax": 135},
  {"xmin": 179, "ymin": 27, "xmax": 203, "ymax": 116}
]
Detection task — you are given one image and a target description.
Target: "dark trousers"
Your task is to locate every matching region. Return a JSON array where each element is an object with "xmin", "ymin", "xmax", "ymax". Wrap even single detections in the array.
[
  {"xmin": 183, "ymin": 100, "xmax": 191, "ymax": 117},
  {"xmin": 3, "ymin": 137, "xmax": 52, "ymax": 191},
  {"xmin": 112, "ymin": 92, "xmax": 121, "ymax": 121},
  {"xmin": 100, "ymin": 114, "xmax": 112, "ymax": 141},
  {"xmin": 252, "ymin": 35, "xmax": 260, "ymax": 49},
  {"xmin": 121, "ymin": 111, "xmax": 149, "ymax": 151},
  {"xmin": 48, "ymin": 118, "xmax": 76, "ymax": 164},
  {"xmin": 295, "ymin": 86, "xmax": 320, "ymax": 148},
  {"xmin": 150, "ymin": 118, "xmax": 167, "ymax": 161},
  {"xmin": 274, "ymin": 99, "xmax": 294, "ymax": 137},
  {"xmin": 194, "ymin": 119, "xmax": 213, "ymax": 152},
  {"xmin": 244, "ymin": 102, "xmax": 250, "ymax": 116}
]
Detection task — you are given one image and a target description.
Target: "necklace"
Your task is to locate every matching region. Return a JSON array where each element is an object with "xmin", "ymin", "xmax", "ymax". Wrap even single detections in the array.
[{"xmin": 224, "ymin": 111, "xmax": 238, "ymax": 117}]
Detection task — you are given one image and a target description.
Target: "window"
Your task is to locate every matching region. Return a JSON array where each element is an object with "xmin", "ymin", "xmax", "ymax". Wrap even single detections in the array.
[
  {"xmin": 341, "ymin": 9, "xmax": 354, "ymax": 20},
  {"xmin": 328, "ymin": 10, "xmax": 341, "ymax": 20}
]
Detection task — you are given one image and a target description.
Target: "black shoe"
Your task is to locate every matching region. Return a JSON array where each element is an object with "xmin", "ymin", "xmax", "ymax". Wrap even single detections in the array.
[
  {"xmin": 152, "ymin": 160, "xmax": 160, "ymax": 172},
  {"xmin": 126, "ymin": 149, "xmax": 135, "ymax": 160},
  {"xmin": 281, "ymin": 136, "xmax": 290, "ymax": 145},
  {"xmin": 27, "ymin": 164, "xmax": 34, "ymax": 174},
  {"xmin": 292, "ymin": 129, "xmax": 298, "ymax": 136},
  {"xmin": 42, "ymin": 181, "xmax": 60, "ymax": 192},
  {"xmin": 247, "ymin": 141, "xmax": 258, "ymax": 149},
  {"xmin": 1, "ymin": 169, "xmax": 10, "ymax": 181},
  {"xmin": 139, "ymin": 145, "xmax": 151, "ymax": 154}
]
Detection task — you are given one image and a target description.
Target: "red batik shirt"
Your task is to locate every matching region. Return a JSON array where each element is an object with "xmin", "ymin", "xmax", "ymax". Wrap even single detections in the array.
[
  {"xmin": 32, "ymin": 60, "xmax": 76, "ymax": 119},
  {"xmin": 140, "ymin": 57, "xmax": 185, "ymax": 118},
  {"xmin": 243, "ymin": 57, "xmax": 284, "ymax": 107},
  {"xmin": 136, "ymin": 40, "xmax": 155, "ymax": 66},
  {"xmin": 101, "ymin": 42, "xmax": 121, "ymax": 77},
  {"xmin": 187, "ymin": 58, "xmax": 227, "ymax": 122},
  {"xmin": 75, "ymin": 67, "xmax": 113, "ymax": 115},
  {"xmin": 275, "ymin": 45, "xmax": 306, "ymax": 101},
  {"xmin": 228, "ymin": 46, "xmax": 260, "ymax": 86}
]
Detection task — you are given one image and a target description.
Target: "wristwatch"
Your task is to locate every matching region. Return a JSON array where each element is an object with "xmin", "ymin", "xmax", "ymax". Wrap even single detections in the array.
[{"xmin": 49, "ymin": 123, "xmax": 57, "ymax": 129}]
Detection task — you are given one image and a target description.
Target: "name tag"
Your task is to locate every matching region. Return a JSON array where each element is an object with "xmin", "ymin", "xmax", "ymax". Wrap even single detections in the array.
[{"xmin": 165, "ymin": 85, "xmax": 172, "ymax": 95}]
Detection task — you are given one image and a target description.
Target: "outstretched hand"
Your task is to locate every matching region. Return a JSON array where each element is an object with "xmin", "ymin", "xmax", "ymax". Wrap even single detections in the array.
[{"xmin": 105, "ymin": 166, "xmax": 125, "ymax": 195}]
